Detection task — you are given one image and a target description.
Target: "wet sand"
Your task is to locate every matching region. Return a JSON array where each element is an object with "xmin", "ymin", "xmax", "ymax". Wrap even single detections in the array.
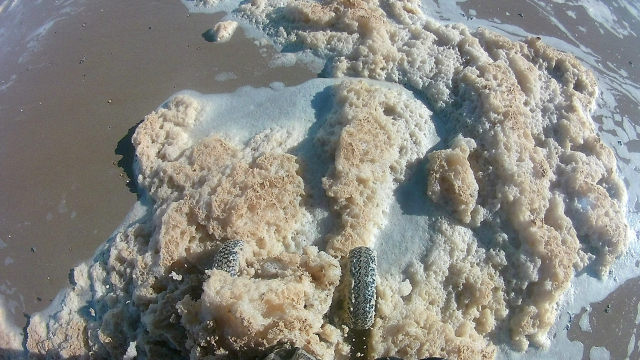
[
  {"xmin": 569, "ymin": 275, "xmax": 640, "ymax": 360},
  {"xmin": 0, "ymin": 0, "xmax": 639, "ymax": 358}
]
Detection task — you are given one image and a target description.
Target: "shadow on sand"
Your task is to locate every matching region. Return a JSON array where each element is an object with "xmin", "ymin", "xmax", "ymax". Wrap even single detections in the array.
[{"xmin": 115, "ymin": 120, "xmax": 143, "ymax": 199}]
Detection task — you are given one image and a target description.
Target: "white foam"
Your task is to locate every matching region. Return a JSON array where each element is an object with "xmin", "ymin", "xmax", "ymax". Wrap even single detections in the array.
[
  {"xmin": 579, "ymin": 306, "xmax": 593, "ymax": 332},
  {"xmin": 0, "ymin": 0, "xmax": 11, "ymax": 15},
  {"xmin": 628, "ymin": 333, "xmax": 636, "ymax": 358},
  {"xmin": 184, "ymin": 78, "xmax": 337, "ymax": 145},
  {"xmin": 123, "ymin": 341, "xmax": 137, "ymax": 360},
  {"xmin": 269, "ymin": 52, "xmax": 297, "ymax": 68},
  {"xmin": 589, "ymin": 346, "xmax": 611, "ymax": 360},
  {"xmin": 575, "ymin": 0, "xmax": 635, "ymax": 38},
  {"xmin": 215, "ymin": 71, "xmax": 237, "ymax": 81},
  {"xmin": 620, "ymin": 0, "xmax": 640, "ymax": 22}
]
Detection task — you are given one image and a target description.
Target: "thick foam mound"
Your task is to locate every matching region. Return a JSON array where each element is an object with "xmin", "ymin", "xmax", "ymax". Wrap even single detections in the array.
[{"xmin": 25, "ymin": 79, "xmax": 441, "ymax": 359}]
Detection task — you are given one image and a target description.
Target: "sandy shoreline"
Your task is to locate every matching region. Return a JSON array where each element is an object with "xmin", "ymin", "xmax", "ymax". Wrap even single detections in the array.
[{"xmin": 0, "ymin": 0, "xmax": 639, "ymax": 358}]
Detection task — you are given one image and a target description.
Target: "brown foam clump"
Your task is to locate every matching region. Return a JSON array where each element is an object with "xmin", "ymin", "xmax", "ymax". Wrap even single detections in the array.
[
  {"xmin": 373, "ymin": 221, "xmax": 507, "ymax": 360},
  {"xmin": 179, "ymin": 246, "xmax": 345, "ymax": 359},
  {"xmin": 130, "ymin": 95, "xmax": 347, "ymax": 358},
  {"xmin": 26, "ymin": 261, "xmax": 95, "ymax": 358},
  {"xmin": 427, "ymin": 136, "xmax": 480, "ymax": 225},
  {"xmin": 317, "ymin": 80, "xmax": 435, "ymax": 257}
]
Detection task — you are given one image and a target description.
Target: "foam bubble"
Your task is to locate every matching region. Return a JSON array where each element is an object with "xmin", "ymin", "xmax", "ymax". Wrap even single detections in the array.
[{"xmin": 212, "ymin": 20, "xmax": 238, "ymax": 42}]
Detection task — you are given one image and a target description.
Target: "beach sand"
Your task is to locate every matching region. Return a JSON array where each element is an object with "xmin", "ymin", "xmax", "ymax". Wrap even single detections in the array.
[{"xmin": 0, "ymin": 0, "xmax": 639, "ymax": 358}]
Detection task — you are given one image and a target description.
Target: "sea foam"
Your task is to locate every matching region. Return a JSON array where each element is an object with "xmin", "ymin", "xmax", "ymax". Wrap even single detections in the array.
[{"xmin": 23, "ymin": 0, "xmax": 638, "ymax": 359}]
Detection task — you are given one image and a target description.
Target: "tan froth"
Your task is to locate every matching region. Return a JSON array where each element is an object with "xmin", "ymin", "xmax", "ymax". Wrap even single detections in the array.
[
  {"xmin": 372, "ymin": 221, "xmax": 506, "ymax": 360},
  {"xmin": 130, "ymin": 95, "xmax": 346, "ymax": 357},
  {"xmin": 456, "ymin": 33, "xmax": 626, "ymax": 349},
  {"xmin": 133, "ymin": 95, "xmax": 203, "ymax": 203},
  {"xmin": 427, "ymin": 136, "xmax": 480, "ymax": 225},
  {"xmin": 181, "ymin": 247, "xmax": 346, "ymax": 359},
  {"xmin": 133, "ymin": 95, "xmax": 309, "ymax": 261},
  {"xmin": 456, "ymin": 62, "xmax": 576, "ymax": 349},
  {"xmin": 27, "ymin": 310, "xmax": 86, "ymax": 358},
  {"xmin": 26, "ymin": 263, "xmax": 94, "ymax": 358},
  {"xmin": 194, "ymin": 152, "xmax": 306, "ymax": 257},
  {"xmin": 317, "ymin": 80, "xmax": 434, "ymax": 257}
]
